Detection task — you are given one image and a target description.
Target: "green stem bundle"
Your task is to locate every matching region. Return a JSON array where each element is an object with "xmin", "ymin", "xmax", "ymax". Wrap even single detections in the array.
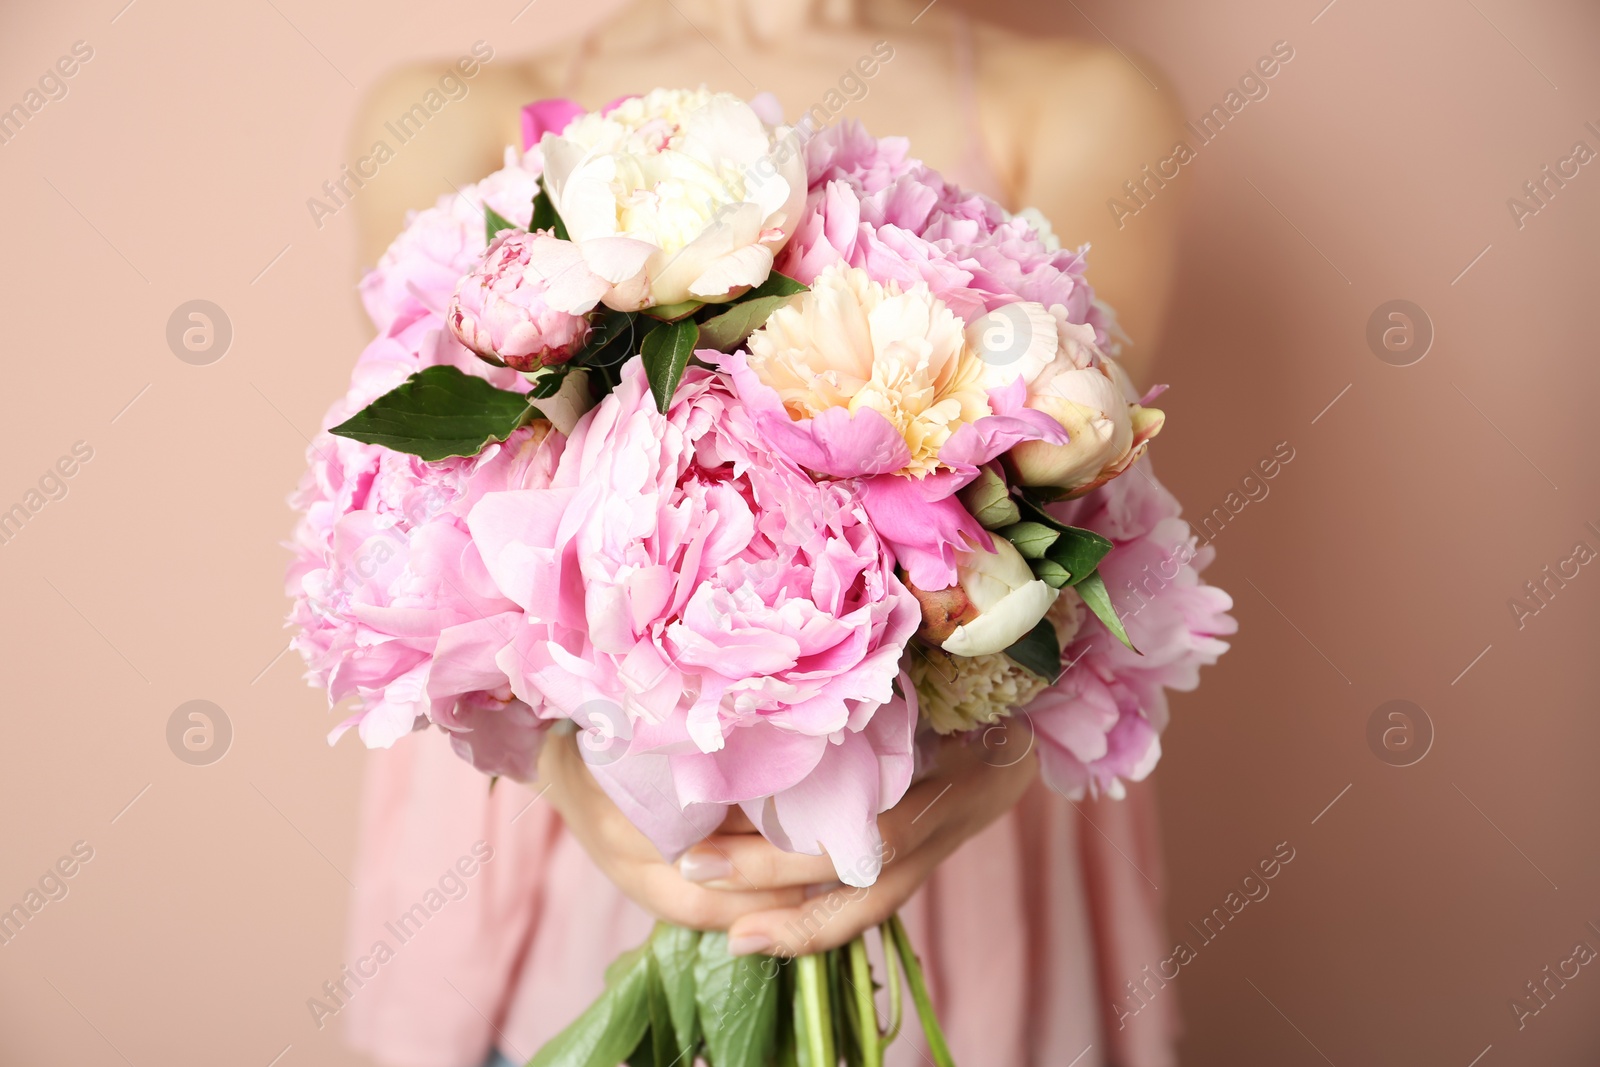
[{"xmin": 526, "ymin": 915, "xmax": 954, "ymax": 1066}]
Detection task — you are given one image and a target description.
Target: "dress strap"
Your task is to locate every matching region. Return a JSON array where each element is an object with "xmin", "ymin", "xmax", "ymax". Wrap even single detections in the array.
[
  {"xmin": 560, "ymin": 29, "xmax": 597, "ymax": 97},
  {"xmin": 948, "ymin": 11, "xmax": 1008, "ymax": 204}
]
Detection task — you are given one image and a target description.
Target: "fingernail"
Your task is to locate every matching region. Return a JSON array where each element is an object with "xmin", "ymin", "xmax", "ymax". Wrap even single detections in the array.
[
  {"xmin": 727, "ymin": 933, "xmax": 773, "ymax": 956},
  {"xmin": 678, "ymin": 849, "xmax": 732, "ymax": 883}
]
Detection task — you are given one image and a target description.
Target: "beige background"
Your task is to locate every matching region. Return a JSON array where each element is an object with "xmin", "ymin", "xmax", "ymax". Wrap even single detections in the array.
[{"xmin": 1, "ymin": 1, "xmax": 1597, "ymax": 1065}]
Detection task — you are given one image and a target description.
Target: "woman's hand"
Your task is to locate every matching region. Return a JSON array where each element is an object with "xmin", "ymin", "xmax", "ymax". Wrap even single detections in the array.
[
  {"xmin": 679, "ymin": 734, "xmax": 1038, "ymax": 958},
  {"xmin": 537, "ymin": 729, "xmax": 810, "ymax": 931},
  {"xmin": 541, "ymin": 726, "xmax": 1038, "ymax": 956}
]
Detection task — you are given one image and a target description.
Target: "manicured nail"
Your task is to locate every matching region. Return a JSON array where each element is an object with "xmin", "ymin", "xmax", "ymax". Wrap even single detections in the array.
[
  {"xmin": 727, "ymin": 933, "xmax": 773, "ymax": 956},
  {"xmin": 678, "ymin": 849, "xmax": 732, "ymax": 883}
]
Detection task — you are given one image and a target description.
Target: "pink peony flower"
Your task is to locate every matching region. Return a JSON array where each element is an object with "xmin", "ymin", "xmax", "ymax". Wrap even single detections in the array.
[
  {"xmin": 287, "ymin": 416, "xmax": 565, "ymax": 779},
  {"xmin": 289, "ymin": 257, "xmax": 568, "ymax": 777},
  {"xmin": 1022, "ymin": 465, "xmax": 1236, "ymax": 799},
  {"xmin": 448, "ymin": 230, "xmax": 603, "ymax": 371},
  {"xmin": 359, "ymin": 148, "xmax": 544, "ymax": 332},
  {"xmin": 467, "ymin": 359, "xmax": 922, "ymax": 885},
  {"xmin": 778, "ymin": 121, "xmax": 1109, "ymax": 345}
]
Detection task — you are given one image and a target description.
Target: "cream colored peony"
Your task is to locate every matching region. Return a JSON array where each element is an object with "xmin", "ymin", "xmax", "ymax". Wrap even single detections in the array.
[
  {"xmin": 539, "ymin": 88, "xmax": 806, "ymax": 310},
  {"xmin": 909, "ymin": 589, "xmax": 1085, "ymax": 734},
  {"xmin": 1005, "ymin": 312, "xmax": 1164, "ymax": 497},
  {"xmin": 744, "ymin": 263, "xmax": 1006, "ymax": 478}
]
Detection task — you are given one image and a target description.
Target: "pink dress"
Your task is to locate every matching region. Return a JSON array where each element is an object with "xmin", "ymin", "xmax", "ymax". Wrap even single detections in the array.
[
  {"xmin": 341, "ymin": 18, "xmax": 1180, "ymax": 1067},
  {"xmin": 342, "ymin": 733, "xmax": 1179, "ymax": 1067}
]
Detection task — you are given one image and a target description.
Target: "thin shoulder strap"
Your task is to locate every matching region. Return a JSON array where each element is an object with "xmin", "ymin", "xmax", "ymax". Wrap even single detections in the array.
[
  {"xmin": 948, "ymin": 11, "xmax": 1008, "ymax": 203},
  {"xmin": 560, "ymin": 30, "xmax": 598, "ymax": 97}
]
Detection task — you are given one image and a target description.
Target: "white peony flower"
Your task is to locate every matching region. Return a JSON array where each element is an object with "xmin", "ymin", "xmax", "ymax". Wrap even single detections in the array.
[
  {"xmin": 940, "ymin": 537, "xmax": 1060, "ymax": 658},
  {"xmin": 539, "ymin": 88, "xmax": 807, "ymax": 310}
]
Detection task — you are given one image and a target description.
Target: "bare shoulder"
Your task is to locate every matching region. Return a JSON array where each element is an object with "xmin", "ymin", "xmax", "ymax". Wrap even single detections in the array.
[
  {"xmin": 349, "ymin": 54, "xmax": 555, "ymax": 265},
  {"xmin": 968, "ymin": 27, "xmax": 1186, "ymax": 373},
  {"xmin": 974, "ymin": 27, "xmax": 1183, "ymax": 180}
]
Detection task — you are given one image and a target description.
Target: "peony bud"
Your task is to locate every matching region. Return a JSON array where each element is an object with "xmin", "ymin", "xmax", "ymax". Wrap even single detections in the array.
[
  {"xmin": 958, "ymin": 467, "xmax": 1021, "ymax": 529},
  {"xmin": 904, "ymin": 574, "xmax": 979, "ymax": 646},
  {"xmin": 1006, "ymin": 318, "xmax": 1164, "ymax": 497},
  {"xmin": 449, "ymin": 230, "xmax": 608, "ymax": 372},
  {"xmin": 939, "ymin": 538, "xmax": 1060, "ymax": 658}
]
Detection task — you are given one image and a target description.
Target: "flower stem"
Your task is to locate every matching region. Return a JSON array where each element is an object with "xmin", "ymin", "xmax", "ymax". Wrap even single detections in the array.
[
  {"xmin": 886, "ymin": 914, "xmax": 956, "ymax": 1067},
  {"xmin": 847, "ymin": 936, "xmax": 883, "ymax": 1067},
  {"xmin": 795, "ymin": 952, "xmax": 835, "ymax": 1067},
  {"xmin": 878, "ymin": 922, "xmax": 902, "ymax": 1047}
]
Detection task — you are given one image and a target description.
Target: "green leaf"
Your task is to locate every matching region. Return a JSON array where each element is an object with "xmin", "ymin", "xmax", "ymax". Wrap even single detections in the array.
[
  {"xmin": 640, "ymin": 299, "xmax": 704, "ymax": 323},
  {"xmin": 696, "ymin": 296, "xmax": 791, "ymax": 352},
  {"xmin": 742, "ymin": 270, "xmax": 808, "ymax": 300},
  {"xmin": 650, "ymin": 924, "xmax": 701, "ymax": 1065},
  {"xmin": 530, "ymin": 944, "xmax": 653, "ymax": 1067},
  {"xmin": 695, "ymin": 931, "xmax": 780, "ymax": 1067},
  {"xmin": 484, "ymin": 205, "xmax": 518, "ymax": 244},
  {"xmin": 640, "ymin": 318, "xmax": 699, "ymax": 414},
  {"xmin": 531, "ymin": 178, "xmax": 569, "ymax": 240},
  {"xmin": 1003, "ymin": 617, "xmax": 1062, "ymax": 683},
  {"xmin": 1013, "ymin": 495, "xmax": 1113, "ymax": 587},
  {"xmin": 646, "ymin": 956, "xmax": 676, "ymax": 1067},
  {"xmin": 997, "ymin": 521, "xmax": 1059, "ymax": 560},
  {"xmin": 1077, "ymin": 570, "xmax": 1139, "ymax": 652},
  {"xmin": 328, "ymin": 365, "xmax": 538, "ymax": 461},
  {"xmin": 625, "ymin": 1040, "xmax": 656, "ymax": 1067},
  {"xmin": 1045, "ymin": 528, "xmax": 1113, "ymax": 587},
  {"xmin": 1030, "ymin": 558, "xmax": 1072, "ymax": 589},
  {"xmin": 1018, "ymin": 483, "xmax": 1071, "ymax": 504},
  {"xmin": 529, "ymin": 365, "xmax": 570, "ymax": 400},
  {"xmin": 573, "ymin": 309, "xmax": 639, "ymax": 370}
]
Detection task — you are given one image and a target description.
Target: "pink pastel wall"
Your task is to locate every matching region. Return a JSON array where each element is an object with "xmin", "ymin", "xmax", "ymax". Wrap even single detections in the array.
[{"xmin": 0, "ymin": 1, "xmax": 1594, "ymax": 1064}]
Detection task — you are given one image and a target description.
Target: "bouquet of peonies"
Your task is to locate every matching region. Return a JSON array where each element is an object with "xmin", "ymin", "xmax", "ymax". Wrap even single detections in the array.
[{"xmin": 287, "ymin": 87, "xmax": 1234, "ymax": 1066}]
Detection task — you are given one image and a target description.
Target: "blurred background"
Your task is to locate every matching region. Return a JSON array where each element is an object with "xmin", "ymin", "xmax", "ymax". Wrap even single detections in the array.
[{"xmin": 2, "ymin": 0, "xmax": 1597, "ymax": 1064}]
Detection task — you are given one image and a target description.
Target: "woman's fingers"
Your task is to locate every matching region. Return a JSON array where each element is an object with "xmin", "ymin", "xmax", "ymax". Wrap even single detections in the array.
[
  {"xmin": 678, "ymin": 833, "xmax": 842, "ymax": 891},
  {"xmin": 630, "ymin": 864, "xmax": 810, "ymax": 932},
  {"xmin": 716, "ymin": 741, "xmax": 1042, "ymax": 952},
  {"xmin": 723, "ymin": 855, "xmax": 928, "ymax": 956}
]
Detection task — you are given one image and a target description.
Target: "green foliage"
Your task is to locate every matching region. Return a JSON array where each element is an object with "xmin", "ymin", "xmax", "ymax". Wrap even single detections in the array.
[{"xmin": 328, "ymin": 366, "xmax": 537, "ymax": 461}]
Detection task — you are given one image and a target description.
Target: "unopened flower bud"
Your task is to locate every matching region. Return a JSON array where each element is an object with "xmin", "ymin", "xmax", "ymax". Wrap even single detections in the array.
[
  {"xmin": 959, "ymin": 468, "xmax": 1020, "ymax": 529},
  {"xmin": 903, "ymin": 573, "xmax": 979, "ymax": 646},
  {"xmin": 448, "ymin": 231, "xmax": 607, "ymax": 372}
]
